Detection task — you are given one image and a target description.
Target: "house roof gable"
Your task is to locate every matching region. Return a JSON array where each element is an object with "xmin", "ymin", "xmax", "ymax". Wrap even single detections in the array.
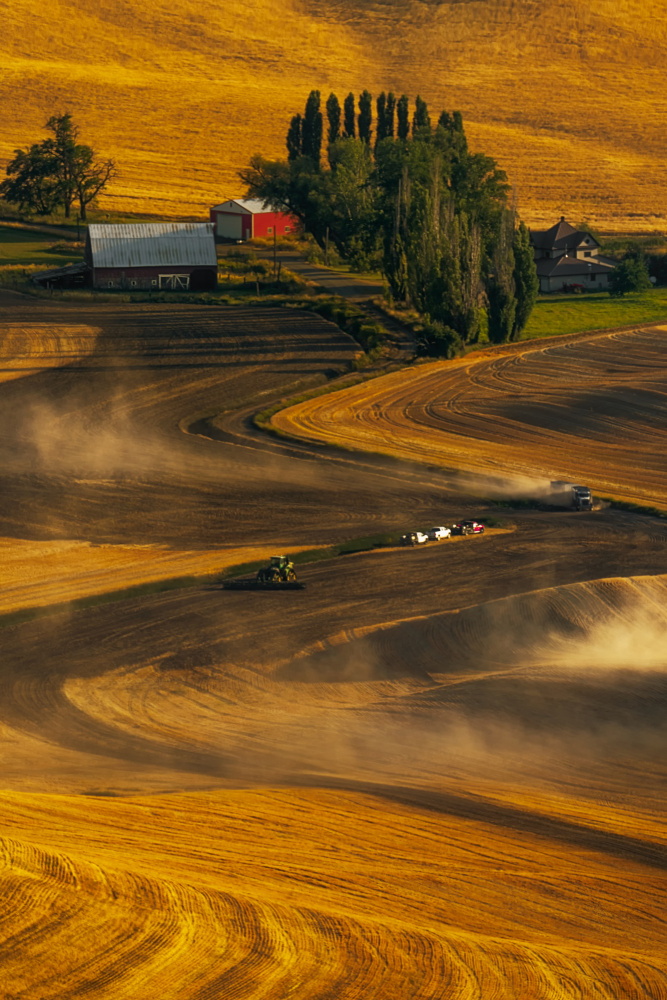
[
  {"xmin": 535, "ymin": 255, "xmax": 615, "ymax": 278},
  {"xmin": 531, "ymin": 217, "xmax": 600, "ymax": 252},
  {"xmin": 211, "ymin": 198, "xmax": 278, "ymax": 214}
]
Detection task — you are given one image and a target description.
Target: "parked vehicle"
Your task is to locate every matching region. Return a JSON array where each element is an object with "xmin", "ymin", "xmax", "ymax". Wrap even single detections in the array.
[
  {"xmin": 427, "ymin": 526, "xmax": 452, "ymax": 541},
  {"xmin": 400, "ymin": 531, "xmax": 429, "ymax": 546},
  {"xmin": 451, "ymin": 520, "xmax": 485, "ymax": 536}
]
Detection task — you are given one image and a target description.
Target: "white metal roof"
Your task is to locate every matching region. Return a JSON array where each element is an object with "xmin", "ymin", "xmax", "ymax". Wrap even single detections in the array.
[
  {"xmin": 210, "ymin": 198, "xmax": 277, "ymax": 214},
  {"xmin": 88, "ymin": 223, "xmax": 217, "ymax": 268}
]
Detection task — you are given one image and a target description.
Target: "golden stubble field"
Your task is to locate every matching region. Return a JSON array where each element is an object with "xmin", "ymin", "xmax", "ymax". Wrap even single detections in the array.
[
  {"xmin": 3, "ymin": 0, "xmax": 667, "ymax": 228},
  {"xmin": 274, "ymin": 324, "xmax": 667, "ymax": 508},
  {"xmin": 2, "ymin": 292, "xmax": 667, "ymax": 997}
]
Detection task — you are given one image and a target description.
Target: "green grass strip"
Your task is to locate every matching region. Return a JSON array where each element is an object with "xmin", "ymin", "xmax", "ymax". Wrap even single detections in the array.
[
  {"xmin": 0, "ymin": 531, "xmax": 419, "ymax": 632},
  {"xmin": 601, "ymin": 497, "xmax": 667, "ymax": 519}
]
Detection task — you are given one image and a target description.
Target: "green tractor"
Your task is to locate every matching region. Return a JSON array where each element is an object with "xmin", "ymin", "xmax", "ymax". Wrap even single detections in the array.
[
  {"xmin": 256, "ymin": 555, "xmax": 298, "ymax": 586},
  {"xmin": 223, "ymin": 554, "xmax": 305, "ymax": 590}
]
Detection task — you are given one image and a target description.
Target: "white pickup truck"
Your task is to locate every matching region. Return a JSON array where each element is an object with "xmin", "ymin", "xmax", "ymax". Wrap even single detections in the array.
[{"xmin": 427, "ymin": 526, "xmax": 452, "ymax": 541}]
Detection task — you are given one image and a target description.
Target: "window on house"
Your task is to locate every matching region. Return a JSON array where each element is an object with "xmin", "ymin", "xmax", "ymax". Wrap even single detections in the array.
[
  {"xmin": 108, "ymin": 281, "xmax": 114, "ymax": 288},
  {"xmin": 285, "ymin": 226, "xmax": 291, "ymax": 233},
  {"xmin": 130, "ymin": 280, "xmax": 137, "ymax": 287},
  {"xmin": 584, "ymin": 251, "xmax": 592, "ymax": 257},
  {"xmin": 152, "ymin": 280, "xmax": 157, "ymax": 286},
  {"xmin": 267, "ymin": 227, "xmax": 273, "ymax": 234},
  {"xmin": 590, "ymin": 273, "xmax": 597, "ymax": 281}
]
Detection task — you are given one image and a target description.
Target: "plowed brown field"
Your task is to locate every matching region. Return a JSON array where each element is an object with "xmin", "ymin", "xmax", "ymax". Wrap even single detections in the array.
[
  {"xmin": 3, "ymin": 0, "xmax": 667, "ymax": 228},
  {"xmin": 1, "ymin": 292, "xmax": 667, "ymax": 997}
]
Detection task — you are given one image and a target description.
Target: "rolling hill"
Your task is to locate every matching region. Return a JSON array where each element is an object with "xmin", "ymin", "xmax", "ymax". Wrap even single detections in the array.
[
  {"xmin": 3, "ymin": 0, "xmax": 667, "ymax": 229},
  {"xmin": 2, "ymin": 292, "xmax": 667, "ymax": 995}
]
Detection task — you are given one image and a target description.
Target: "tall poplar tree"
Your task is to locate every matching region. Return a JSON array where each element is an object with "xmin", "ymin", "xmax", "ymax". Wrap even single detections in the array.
[
  {"xmin": 343, "ymin": 93, "xmax": 356, "ymax": 138},
  {"xmin": 412, "ymin": 95, "xmax": 431, "ymax": 135},
  {"xmin": 326, "ymin": 93, "xmax": 341, "ymax": 145},
  {"xmin": 397, "ymin": 95, "xmax": 410, "ymax": 140},
  {"xmin": 375, "ymin": 92, "xmax": 387, "ymax": 150},
  {"xmin": 486, "ymin": 210, "xmax": 517, "ymax": 344},
  {"xmin": 511, "ymin": 221, "xmax": 539, "ymax": 339},
  {"xmin": 385, "ymin": 92, "xmax": 396, "ymax": 138},
  {"xmin": 286, "ymin": 114, "xmax": 302, "ymax": 160},
  {"xmin": 302, "ymin": 90, "xmax": 323, "ymax": 167},
  {"xmin": 358, "ymin": 90, "xmax": 373, "ymax": 144}
]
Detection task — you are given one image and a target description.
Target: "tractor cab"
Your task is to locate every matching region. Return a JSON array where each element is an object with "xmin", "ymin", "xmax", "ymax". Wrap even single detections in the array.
[{"xmin": 256, "ymin": 554, "xmax": 297, "ymax": 585}]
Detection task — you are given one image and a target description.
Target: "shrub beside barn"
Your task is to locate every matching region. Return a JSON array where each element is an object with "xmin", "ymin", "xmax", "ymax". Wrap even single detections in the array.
[{"xmin": 85, "ymin": 223, "xmax": 218, "ymax": 290}]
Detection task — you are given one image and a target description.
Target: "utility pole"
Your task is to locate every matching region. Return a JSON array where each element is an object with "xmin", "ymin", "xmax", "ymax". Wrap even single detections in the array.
[
  {"xmin": 273, "ymin": 223, "xmax": 277, "ymax": 280},
  {"xmin": 325, "ymin": 226, "xmax": 329, "ymax": 266}
]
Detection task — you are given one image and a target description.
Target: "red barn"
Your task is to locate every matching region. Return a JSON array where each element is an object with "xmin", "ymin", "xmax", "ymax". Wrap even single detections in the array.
[
  {"xmin": 85, "ymin": 223, "xmax": 218, "ymax": 290},
  {"xmin": 209, "ymin": 199, "xmax": 300, "ymax": 241}
]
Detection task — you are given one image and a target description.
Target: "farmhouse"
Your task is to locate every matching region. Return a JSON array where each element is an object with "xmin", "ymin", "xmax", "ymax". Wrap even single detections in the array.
[
  {"xmin": 85, "ymin": 223, "xmax": 218, "ymax": 290},
  {"xmin": 530, "ymin": 217, "xmax": 616, "ymax": 292},
  {"xmin": 209, "ymin": 199, "xmax": 299, "ymax": 241}
]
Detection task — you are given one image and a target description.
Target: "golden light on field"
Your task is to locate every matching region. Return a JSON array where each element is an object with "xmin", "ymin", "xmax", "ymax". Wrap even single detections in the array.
[
  {"xmin": 3, "ymin": 0, "xmax": 667, "ymax": 227},
  {"xmin": 0, "ymin": 324, "xmax": 100, "ymax": 383},
  {"xmin": 273, "ymin": 325, "xmax": 667, "ymax": 508},
  {"xmin": 2, "ymin": 781, "xmax": 667, "ymax": 999},
  {"xmin": 0, "ymin": 538, "xmax": 305, "ymax": 613},
  {"xmin": 3, "ymin": 294, "xmax": 667, "ymax": 996}
]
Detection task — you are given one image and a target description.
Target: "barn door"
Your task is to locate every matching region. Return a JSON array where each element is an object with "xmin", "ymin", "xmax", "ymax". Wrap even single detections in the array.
[{"xmin": 159, "ymin": 274, "xmax": 190, "ymax": 290}]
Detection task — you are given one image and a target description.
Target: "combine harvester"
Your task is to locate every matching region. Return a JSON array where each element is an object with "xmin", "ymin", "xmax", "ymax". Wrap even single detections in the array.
[{"xmin": 223, "ymin": 554, "xmax": 306, "ymax": 591}]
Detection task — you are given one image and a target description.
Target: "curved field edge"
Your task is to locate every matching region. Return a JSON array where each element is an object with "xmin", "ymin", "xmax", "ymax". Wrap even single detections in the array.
[{"xmin": 270, "ymin": 323, "xmax": 667, "ymax": 510}]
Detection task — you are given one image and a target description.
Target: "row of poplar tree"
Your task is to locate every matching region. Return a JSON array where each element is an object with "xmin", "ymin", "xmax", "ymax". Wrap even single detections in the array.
[{"xmin": 242, "ymin": 90, "xmax": 539, "ymax": 354}]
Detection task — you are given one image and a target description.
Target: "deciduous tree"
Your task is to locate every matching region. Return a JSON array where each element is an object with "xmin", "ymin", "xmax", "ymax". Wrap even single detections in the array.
[
  {"xmin": 71, "ymin": 145, "xmax": 116, "ymax": 220},
  {"xmin": 0, "ymin": 113, "xmax": 115, "ymax": 219},
  {"xmin": 609, "ymin": 256, "xmax": 652, "ymax": 296},
  {"xmin": 0, "ymin": 143, "xmax": 60, "ymax": 215}
]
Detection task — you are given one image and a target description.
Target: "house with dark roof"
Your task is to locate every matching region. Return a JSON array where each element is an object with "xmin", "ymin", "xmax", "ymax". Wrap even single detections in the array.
[{"xmin": 530, "ymin": 217, "xmax": 616, "ymax": 292}]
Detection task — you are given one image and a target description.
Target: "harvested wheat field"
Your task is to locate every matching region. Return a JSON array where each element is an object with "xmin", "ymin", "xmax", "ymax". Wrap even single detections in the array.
[
  {"xmin": 275, "ymin": 324, "xmax": 667, "ymax": 508},
  {"xmin": 4, "ymin": 0, "xmax": 667, "ymax": 227},
  {"xmin": 1, "ymin": 291, "xmax": 667, "ymax": 998}
]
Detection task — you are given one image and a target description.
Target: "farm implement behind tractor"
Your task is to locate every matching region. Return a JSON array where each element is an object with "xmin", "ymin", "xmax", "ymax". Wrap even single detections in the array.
[{"xmin": 223, "ymin": 555, "xmax": 306, "ymax": 591}]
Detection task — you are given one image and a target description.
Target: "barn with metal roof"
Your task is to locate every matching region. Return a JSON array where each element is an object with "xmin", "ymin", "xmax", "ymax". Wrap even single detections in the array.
[
  {"xmin": 84, "ymin": 223, "xmax": 217, "ymax": 290},
  {"xmin": 209, "ymin": 198, "xmax": 299, "ymax": 242}
]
